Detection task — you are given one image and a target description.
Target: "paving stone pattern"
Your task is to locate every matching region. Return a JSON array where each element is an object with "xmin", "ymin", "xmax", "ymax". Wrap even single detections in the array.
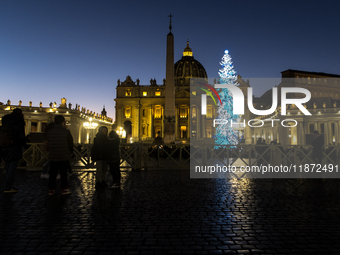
[{"xmin": 0, "ymin": 170, "xmax": 340, "ymax": 254}]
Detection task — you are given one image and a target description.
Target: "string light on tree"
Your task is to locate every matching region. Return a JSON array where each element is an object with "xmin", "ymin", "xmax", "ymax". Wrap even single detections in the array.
[{"xmin": 214, "ymin": 50, "xmax": 241, "ymax": 147}]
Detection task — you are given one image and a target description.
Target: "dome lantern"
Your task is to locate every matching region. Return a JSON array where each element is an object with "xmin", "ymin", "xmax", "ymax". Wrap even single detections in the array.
[
  {"xmin": 183, "ymin": 41, "xmax": 193, "ymax": 57},
  {"xmin": 174, "ymin": 41, "xmax": 208, "ymax": 86}
]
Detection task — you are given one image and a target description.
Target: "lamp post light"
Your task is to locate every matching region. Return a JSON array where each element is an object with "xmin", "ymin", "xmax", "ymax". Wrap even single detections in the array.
[
  {"xmin": 83, "ymin": 118, "xmax": 98, "ymax": 143},
  {"xmin": 116, "ymin": 126, "xmax": 126, "ymax": 138}
]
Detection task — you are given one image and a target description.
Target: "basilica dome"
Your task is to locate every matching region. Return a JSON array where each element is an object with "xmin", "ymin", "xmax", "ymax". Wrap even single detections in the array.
[{"xmin": 174, "ymin": 41, "xmax": 208, "ymax": 86}]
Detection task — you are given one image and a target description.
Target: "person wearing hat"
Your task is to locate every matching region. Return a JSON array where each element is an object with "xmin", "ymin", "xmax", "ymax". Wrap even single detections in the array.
[
  {"xmin": 312, "ymin": 130, "xmax": 324, "ymax": 165},
  {"xmin": 45, "ymin": 115, "xmax": 73, "ymax": 195}
]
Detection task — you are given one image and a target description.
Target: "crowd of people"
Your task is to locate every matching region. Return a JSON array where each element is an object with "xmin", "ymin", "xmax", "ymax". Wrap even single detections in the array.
[{"xmin": 1, "ymin": 108, "xmax": 121, "ymax": 195}]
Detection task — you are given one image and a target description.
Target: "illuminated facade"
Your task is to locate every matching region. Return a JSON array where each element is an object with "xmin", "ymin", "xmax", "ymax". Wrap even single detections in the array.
[
  {"xmin": 0, "ymin": 98, "xmax": 113, "ymax": 144},
  {"xmin": 252, "ymin": 70, "xmax": 340, "ymax": 146},
  {"xmin": 115, "ymin": 41, "xmax": 209, "ymax": 142},
  {"xmin": 113, "ymin": 25, "xmax": 340, "ymax": 145}
]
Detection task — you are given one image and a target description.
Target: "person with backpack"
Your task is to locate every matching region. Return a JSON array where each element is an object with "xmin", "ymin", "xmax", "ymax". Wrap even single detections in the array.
[{"xmin": 1, "ymin": 108, "xmax": 26, "ymax": 193}]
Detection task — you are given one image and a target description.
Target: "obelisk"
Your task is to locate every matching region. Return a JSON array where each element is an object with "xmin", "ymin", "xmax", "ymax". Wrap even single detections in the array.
[{"xmin": 164, "ymin": 14, "xmax": 176, "ymax": 143}]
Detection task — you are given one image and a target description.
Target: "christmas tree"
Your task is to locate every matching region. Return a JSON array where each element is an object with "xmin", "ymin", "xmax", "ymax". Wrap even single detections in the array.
[{"xmin": 214, "ymin": 50, "xmax": 241, "ymax": 147}]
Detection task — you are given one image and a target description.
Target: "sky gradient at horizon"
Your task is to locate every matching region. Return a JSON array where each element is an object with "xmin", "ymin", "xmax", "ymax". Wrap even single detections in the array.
[{"xmin": 1, "ymin": 0, "xmax": 339, "ymax": 120}]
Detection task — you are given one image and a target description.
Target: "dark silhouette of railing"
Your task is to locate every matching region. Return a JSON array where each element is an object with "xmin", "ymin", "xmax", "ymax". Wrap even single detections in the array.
[{"xmin": 9, "ymin": 143, "xmax": 340, "ymax": 171}]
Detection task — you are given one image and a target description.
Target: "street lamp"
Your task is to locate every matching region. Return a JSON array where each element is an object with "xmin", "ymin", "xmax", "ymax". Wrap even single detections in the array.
[
  {"xmin": 116, "ymin": 126, "xmax": 126, "ymax": 138},
  {"xmin": 83, "ymin": 118, "xmax": 98, "ymax": 129},
  {"xmin": 83, "ymin": 118, "xmax": 98, "ymax": 143}
]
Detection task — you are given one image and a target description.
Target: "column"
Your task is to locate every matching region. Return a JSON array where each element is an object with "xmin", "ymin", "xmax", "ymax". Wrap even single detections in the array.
[
  {"xmin": 303, "ymin": 121, "xmax": 308, "ymax": 145},
  {"xmin": 138, "ymin": 104, "xmax": 142, "ymax": 141},
  {"xmin": 161, "ymin": 105, "xmax": 164, "ymax": 138},
  {"xmin": 197, "ymin": 107, "xmax": 201, "ymax": 139},
  {"xmin": 134, "ymin": 105, "xmax": 140, "ymax": 141},
  {"xmin": 270, "ymin": 129, "xmax": 273, "ymax": 142},
  {"xmin": 37, "ymin": 121, "xmax": 42, "ymax": 132},
  {"xmin": 291, "ymin": 125, "xmax": 297, "ymax": 145},
  {"xmin": 333, "ymin": 122, "xmax": 338, "ymax": 145},
  {"xmin": 278, "ymin": 125, "xmax": 288, "ymax": 146},
  {"xmin": 26, "ymin": 120, "xmax": 32, "ymax": 134},
  {"xmin": 273, "ymin": 125, "xmax": 278, "ymax": 142},
  {"xmin": 324, "ymin": 122, "xmax": 329, "ymax": 145},
  {"xmin": 78, "ymin": 124, "xmax": 82, "ymax": 144},
  {"xmin": 149, "ymin": 105, "xmax": 153, "ymax": 139},
  {"xmin": 151, "ymin": 106, "xmax": 154, "ymax": 138},
  {"xmin": 116, "ymin": 104, "xmax": 123, "ymax": 131},
  {"xmin": 187, "ymin": 106, "xmax": 190, "ymax": 140},
  {"xmin": 328, "ymin": 121, "xmax": 333, "ymax": 145},
  {"xmin": 175, "ymin": 105, "xmax": 179, "ymax": 139},
  {"xmin": 297, "ymin": 121, "xmax": 305, "ymax": 145}
]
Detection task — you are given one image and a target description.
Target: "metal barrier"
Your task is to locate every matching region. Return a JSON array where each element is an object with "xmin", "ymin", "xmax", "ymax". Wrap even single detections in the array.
[
  {"xmin": 141, "ymin": 144, "xmax": 190, "ymax": 170},
  {"xmin": 12, "ymin": 143, "xmax": 340, "ymax": 170},
  {"xmin": 196, "ymin": 144, "xmax": 340, "ymax": 168}
]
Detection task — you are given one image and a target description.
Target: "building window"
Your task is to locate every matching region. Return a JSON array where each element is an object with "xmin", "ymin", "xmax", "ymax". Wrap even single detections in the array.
[
  {"xmin": 192, "ymin": 108, "xmax": 196, "ymax": 118},
  {"xmin": 143, "ymin": 91, "xmax": 147, "ymax": 96},
  {"xmin": 207, "ymin": 106, "xmax": 212, "ymax": 118},
  {"xmin": 125, "ymin": 89, "xmax": 131, "ymax": 96},
  {"xmin": 192, "ymin": 91, "xmax": 196, "ymax": 95},
  {"xmin": 180, "ymin": 108, "xmax": 187, "ymax": 119},
  {"xmin": 309, "ymin": 123, "xmax": 314, "ymax": 134},
  {"xmin": 155, "ymin": 91, "xmax": 161, "ymax": 96},
  {"xmin": 143, "ymin": 109, "xmax": 146, "ymax": 117},
  {"xmin": 155, "ymin": 107, "xmax": 162, "ymax": 119},
  {"xmin": 143, "ymin": 126, "xmax": 146, "ymax": 135},
  {"xmin": 125, "ymin": 108, "xmax": 131, "ymax": 118}
]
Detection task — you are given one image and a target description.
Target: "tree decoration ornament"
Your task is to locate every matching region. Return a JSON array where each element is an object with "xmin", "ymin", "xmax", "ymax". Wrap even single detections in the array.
[{"xmin": 214, "ymin": 50, "xmax": 241, "ymax": 147}]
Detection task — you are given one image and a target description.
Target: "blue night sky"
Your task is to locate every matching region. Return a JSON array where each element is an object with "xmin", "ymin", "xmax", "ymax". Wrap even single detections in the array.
[{"xmin": 1, "ymin": 0, "xmax": 339, "ymax": 120}]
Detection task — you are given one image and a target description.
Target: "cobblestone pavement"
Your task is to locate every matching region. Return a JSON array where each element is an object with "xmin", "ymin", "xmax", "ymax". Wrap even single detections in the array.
[{"xmin": 0, "ymin": 169, "xmax": 340, "ymax": 255}]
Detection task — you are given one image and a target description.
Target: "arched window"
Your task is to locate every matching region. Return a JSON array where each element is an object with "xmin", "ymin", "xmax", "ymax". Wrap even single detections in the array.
[
  {"xmin": 125, "ymin": 108, "xmax": 131, "ymax": 118},
  {"xmin": 125, "ymin": 89, "xmax": 131, "ymax": 96},
  {"xmin": 155, "ymin": 107, "xmax": 161, "ymax": 119}
]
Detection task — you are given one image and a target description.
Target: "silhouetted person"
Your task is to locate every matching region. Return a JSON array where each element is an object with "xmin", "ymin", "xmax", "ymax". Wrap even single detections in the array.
[
  {"xmin": 91, "ymin": 126, "xmax": 109, "ymax": 188},
  {"xmin": 1, "ymin": 108, "xmax": 26, "ymax": 193},
  {"xmin": 107, "ymin": 131, "xmax": 121, "ymax": 188},
  {"xmin": 45, "ymin": 115, "xmax": 73, "ymax": 195},
  {"xmin": 270, "ymin": 139, "xmax": 278, "ymax": 145},
  {"xmin": 312, "ymin": 130, "xmax": 323, "ymax": 165},
  {"xmin": 153, "ymin": 131, "xmax": 163, "ymax": 145}
]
